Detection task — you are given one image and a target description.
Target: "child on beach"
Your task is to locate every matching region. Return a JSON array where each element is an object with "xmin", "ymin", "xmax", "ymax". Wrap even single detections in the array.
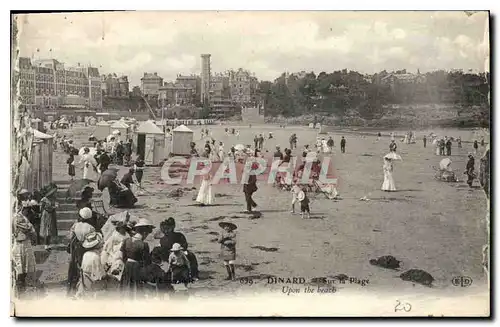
[
  {"xmin": 218, "ymin": 222, "xmax": 237, "ymax": 280},
  {"xmin": 290, "ymin": 182, "xmax": 302, "ymax": 214},
  {"xmin": 297, "ymin": 188, "xmax": 311, "ymax": 219},
  {"xmin": 67, "ymin": 153, "xmax": 75, "ymax": 181},
  {"xmin": 168, "ymin": 243, "xmax": 191, "ymax": 286}
]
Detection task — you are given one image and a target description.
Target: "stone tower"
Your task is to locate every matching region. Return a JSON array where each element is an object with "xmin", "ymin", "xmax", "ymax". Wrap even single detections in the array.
[{"xmin": 200, "ymin": 54, "xmax": 211, "ymax": 104}]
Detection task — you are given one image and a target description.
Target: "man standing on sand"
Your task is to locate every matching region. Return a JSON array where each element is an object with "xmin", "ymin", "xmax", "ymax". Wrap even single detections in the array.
[
  {"xmin": 423, "ymin": 135, "xmax": 427, "ymax": 148},
  {"xmin": 389, "ymin": 140, "xmax": 397, "ymax": 153},
  {"xmin": 327, "ymin": 136, "xmax": 334, "ymax": 153},
  {"xmin": 254, "ymin": 135, "xmax": 259, "ymax": 150},
  {"xmin": 258, "ymin": 134, "xmax": 264, "ymax": 150},
  {"xmin": 446, "ymin": 138, "xmax": 452, "ymax": 156},
  {"xmin": 340, "ymin": 137, "xmax": 346, "ymax": 153},
  {"xmin": 243, "ymin": 173, "xmax": 258, "ymax": 213}
]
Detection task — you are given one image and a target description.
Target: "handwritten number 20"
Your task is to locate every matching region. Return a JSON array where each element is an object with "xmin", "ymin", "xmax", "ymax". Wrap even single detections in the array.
[{"xmin": 395, "ymin": 300, "xmax": 412, "ymax": 313}]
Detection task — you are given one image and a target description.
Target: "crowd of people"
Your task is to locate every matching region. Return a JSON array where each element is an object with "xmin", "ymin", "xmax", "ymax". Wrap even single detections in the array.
[{"xmin": 11, "ymin": 120, "xmax": 489, "ymax": 300}]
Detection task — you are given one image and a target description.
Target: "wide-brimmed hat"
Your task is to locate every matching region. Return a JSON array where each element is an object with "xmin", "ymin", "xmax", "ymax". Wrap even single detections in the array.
[
  {"xmin": 219, "ymin": 221, "xmax": 237, "ymax": 231},
  {"xmin": 79, "ymin": 207, "xmax": 93, "ymax": 220},
  {"xmin": 170, "ymin": 243, "xmax": 183, "ymax": 251},
  {"xmin": 82, "ymin": 232, "xmax": 103, "ymax": 249},
  {"xmin": 17, "ymin": 189, "xmax": 29, "ymax": 196},
  {"xmin": 134, "ymin": 218, "xmax": 154, "ymax": 228},
  {"xmin": 297, "ymin": 190, "xmax": 306, "ymax": 202}
]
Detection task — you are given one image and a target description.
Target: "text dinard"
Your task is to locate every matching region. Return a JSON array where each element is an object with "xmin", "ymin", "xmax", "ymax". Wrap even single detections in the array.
[{"xmin": 267, "ymin": 277, "xmax": 370, "ymax": 286}]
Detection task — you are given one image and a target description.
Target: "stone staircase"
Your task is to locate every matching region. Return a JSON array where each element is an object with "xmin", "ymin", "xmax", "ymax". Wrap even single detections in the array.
[{"xmin": 241, "ymin": 107, "xmax": 265, "ymax": 124}]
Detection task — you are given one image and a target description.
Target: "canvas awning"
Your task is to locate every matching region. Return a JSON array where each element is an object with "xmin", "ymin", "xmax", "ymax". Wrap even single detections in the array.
[
  {"xmin": 172, "ymin": 124, "xmax": 193, "ymax": 133},
  {"xmin": 136, "ymin": 120, "xmax": 164, "ymax": 134},
  {"xmin": 33, "ymin": 129, "xmax": 53, "ymax": 140}
]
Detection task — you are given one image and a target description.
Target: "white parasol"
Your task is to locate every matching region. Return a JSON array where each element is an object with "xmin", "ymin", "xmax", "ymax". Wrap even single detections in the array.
[
  {"xmin": 78, "ymin": 147, "xmax": 97, "ymax": 156},
  {"xmin": 439, "ymin": 158, "xmax": 452, "ymax": 171},
  {"xmin": 112, "ymin": 130, "xmax": 121, "ymax": 135},
  {"xmin": 234, "ymin": 144, "xmax": 245, "ymax": 151},
  {"xmin": 384, "ymin": 152, "xmax": 402, "ymax": 160}
]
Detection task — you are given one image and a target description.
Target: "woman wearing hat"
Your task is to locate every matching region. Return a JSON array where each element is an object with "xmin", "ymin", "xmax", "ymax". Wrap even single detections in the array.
[
  {"xmin": 381, "ymin": 156, "xmax": 396, "ymax": 192},
  {"xmin": 11, "ymin": 213, "xmax": 37, "ymax": 297},
  {"xmin": 101, "ymin": 221, "xmax": 132, "ymax": 283},
  {"xmin": 195, "ymin": 164, "xmax": 214, "ymax": 206},
  {"xmin": 119, "ymin": 218, "xmax": 154, "ymax": 299},
  {"xmin": 76, "ymin": 232, "xmax": 106, "ymax": 298},
  {"xmin": 67, "ymin": 207, "xmax": 96, "ymax": 296},
  {"xmin": 39, "ymin": 185, "xmax": 58, "ymax": 250},
  {"xmin": 218, "ymin": 222, "xmax": 237, "ymax": 280},
  {"xmin": 157, "ymin": 218, "xmax": 199, "ymax": 279},
  {"xmin": 79, "ymin": 147, "xmax": 98, "ymax": 181}
]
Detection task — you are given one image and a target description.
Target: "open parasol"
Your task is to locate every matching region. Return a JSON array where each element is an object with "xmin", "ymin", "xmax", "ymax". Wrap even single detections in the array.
[
  {"xmin": 78, "ymin": 147, "xmax": 97, "ymax": 156},
  {"xmin": 439, "ymin": 158, "xmax": 452, "ymax": 171},
  {"xmin": 234, "ymin": 144, "xmax": 245, "ymax": 151},
  {"xmin": 112, "ymin": 130, "xmax": 121, "ymax": 135},
  {"xmin": 384, "ymin": 152, "xmax": 402, "ymax": 160},
  {"xmin": 98, "ymin": 168, "xmax": 119, "ymax": 191}
]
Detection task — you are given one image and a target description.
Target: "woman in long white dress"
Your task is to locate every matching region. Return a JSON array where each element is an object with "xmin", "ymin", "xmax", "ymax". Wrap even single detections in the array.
[
  {"xmin": 434, "ymin": 138, "xmax": 440, "ymax": 156},
  {"xmin": 196, "ymin": 172, "xmax": 214, "ymax": 205},
  {"xmin": 218, "ymin": 142, "xmax": 225, "ymax": 162},
  {"xmin": 79, "ymin": 148, "xmax": 98, "ymax": 180},
  {"xmin": 381, "ymin": 158, "xmax": 396, "ymax": 191}
]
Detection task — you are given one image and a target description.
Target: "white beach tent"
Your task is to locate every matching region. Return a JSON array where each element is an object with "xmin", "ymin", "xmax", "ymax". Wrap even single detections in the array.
[
  {"xmin": 171, "ymin": 124, "xmax": 194, "ymax": 156},
  {"xmin": 110, "ymin": 120, "xmax": 130, "ymax": 141},
  {"xmin": 94, "ymin": 121, "xmax": 111, "ymax": 140},
  {"xmin": 134, "ymin": 120, "xmax": 165, "ymax": 166}
]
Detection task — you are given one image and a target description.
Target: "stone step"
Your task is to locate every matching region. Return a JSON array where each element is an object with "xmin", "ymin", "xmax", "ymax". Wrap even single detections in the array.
[
  {"xmin": 57, "ymin": 210, "xmax": 78, "ymax": 220},
  {"xmin": 57, "ymin": 203, "xmax": 77, "ymax": 211},
  {"xmin": 57, "ymin": 219, "xmax": 75, "ymax": 230}
]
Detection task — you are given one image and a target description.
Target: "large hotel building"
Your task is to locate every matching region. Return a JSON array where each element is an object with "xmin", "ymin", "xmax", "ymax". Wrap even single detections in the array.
[{"xmin": 17, "ymin": 57, "xmax": 102, "ymax": 111}]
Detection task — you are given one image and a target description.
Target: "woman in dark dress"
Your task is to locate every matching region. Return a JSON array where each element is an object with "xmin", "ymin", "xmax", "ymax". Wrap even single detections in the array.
[
  {"xmin": 67, "ymin": 153, "xmax": 76, "ymax": 180},
  {"xmin": 119, "ymin": 218, "xmax": 154, "ymax": 299},
  {"xmin": 134, "ymin": 156, "xmax": 145, "ymax": 187},
  {"xmin": 158, "ymin": 217, "xmax": 199, "ymax": 279}
]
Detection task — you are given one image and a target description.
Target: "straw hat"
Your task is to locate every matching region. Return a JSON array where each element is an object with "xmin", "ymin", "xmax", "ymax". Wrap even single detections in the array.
[
  {"xmin": 170, "ymin": 243, "xmax": 183, "ymax": 251},
  {"xmin": 297, "ymin": 190, "xmax": 306, "ymax": 202},
  {"xmin": 82, "ymin": 232, "xmax": 103, "ymax": 249},
  {"xmin": 219, "ymin": 221, "xmax": 237, "ymax": 231},
  {"xmin": 134, "ymin": 218, "xmax": 154, "ymax": 228},
  {"xmin": 17, "ymin": 189, "xmax": 29, "ymax": 196},
  {"xmin": 79, "ymin": 207, "xmax": 93, "ymax": 220}
]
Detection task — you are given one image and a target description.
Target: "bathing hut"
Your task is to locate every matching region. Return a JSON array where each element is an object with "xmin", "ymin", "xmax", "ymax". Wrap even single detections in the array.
[
  {"xmin": 134, "ymin": 120, "xmax": 165, "ymax": 166},
  {"xmin": 22, "ymin": 129, "xmax": 54, "ymax": 193},
  {"xmin": 94, "ymin": 121, "xmax": 111, "ymax": 140},
  {"xmin": 171, "ymin": 124, "xmax": 194, "ymax": 156},
  {"xmin": 110, "ymin": 120, "xmax": 130, "ymax": 141},
  {"xmin": 31, "ymin": 118, "xmax": 43, "ymax": 131}
]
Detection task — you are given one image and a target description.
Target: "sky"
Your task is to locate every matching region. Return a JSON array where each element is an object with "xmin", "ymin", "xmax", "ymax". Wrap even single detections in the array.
[{"xmin": 15, "ymin": 11, "xmax": 489, "ymax": 87}]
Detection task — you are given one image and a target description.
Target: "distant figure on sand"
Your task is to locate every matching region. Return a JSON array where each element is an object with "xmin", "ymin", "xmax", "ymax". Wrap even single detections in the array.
[
  {"xmin": 243, "ymin": 171, "xmax": 258, "ymax": 213},
  {"xmin": 196, "ymin": 171, "xmax": 214, "ymax": 206},
  {"xmin": 389, "ymin": 140, "xmax": 397, "ymax": 153},
  {"xmin": 381, "ymin": 157, "xmax": 396, "ymax": 192},
  {"xmin": 465, "ymin": 153, "xmax": 475, "ymax": 188},
  {"xmin": 473, "ymin": 140, "xmax": 479, "ymax": 155},
  {"xmin": 340, "ymin": 137, "xmax": 346, "ymax": 153},
  {"xmin": 423, "ymin": 135, "xmax": 427, "ymax": 148}
]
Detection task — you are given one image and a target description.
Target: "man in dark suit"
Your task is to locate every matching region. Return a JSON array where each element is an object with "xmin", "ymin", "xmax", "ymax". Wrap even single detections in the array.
[{"xmin": 243, "ymin": 173, "xmax": 258, "ymax": 213}]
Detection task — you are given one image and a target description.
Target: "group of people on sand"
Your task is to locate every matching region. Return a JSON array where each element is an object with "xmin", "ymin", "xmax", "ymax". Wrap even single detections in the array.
[{"xmin": 65, "ymin": 130, "xmax": 147, "ymax": 209}]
